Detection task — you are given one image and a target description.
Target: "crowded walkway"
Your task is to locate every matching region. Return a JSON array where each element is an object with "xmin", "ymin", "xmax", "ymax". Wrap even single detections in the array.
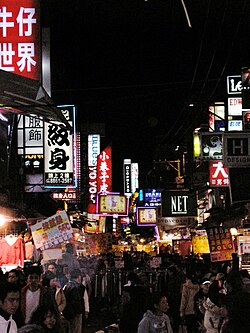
[{"xmin": 0, "ymin": 248, "xmax": 250, "ymax": 333}]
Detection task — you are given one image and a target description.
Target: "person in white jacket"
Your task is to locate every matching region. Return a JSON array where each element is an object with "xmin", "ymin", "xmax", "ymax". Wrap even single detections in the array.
[
  {"xmin": 0, "ymin": 282, "xmax": 20, "ymax": 333},
  {"xmin": 137, "ymin": 293, "xmax": 173, "ymax": 333}
]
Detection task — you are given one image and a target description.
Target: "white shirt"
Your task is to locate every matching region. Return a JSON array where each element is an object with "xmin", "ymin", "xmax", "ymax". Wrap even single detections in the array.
[{"xmin": 25, "ymin": 288, "xmax": 40, "ymax": 324}]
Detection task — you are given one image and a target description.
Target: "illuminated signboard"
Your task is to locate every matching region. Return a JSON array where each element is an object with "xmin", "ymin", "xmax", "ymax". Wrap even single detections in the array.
[
  {"xmin": 228, "ymin": 97, "xmax": 242, "ymax": 116},
  {"xmin": 17, "ymin": 114, "xmax": 44, "ymax": 155},
  {"xmin": 97, "ymin": 145, "xmax": 112, "ymax": 193},
  {"xmin": 0, "ymin": 0, "xmax": 40, "ymax": 80},
  {"xmin": 228, "ymin": 120, "xmax": 242, "ymax": 131},
  {"xmin": 194, "ymin": 132, "xmax": 223, "ymax": 161},
  {"xmin": 136, "ymin": 207, "xmax": 157, "ymax": 226},
  {"xmin": 131, "ymin": 163, "xmax": 139, "ymax": 194},
  {"xmin": 87, "ymin": 134, "xmax": 100, "ymax": 213},
  {"xmin": 138, "ymin": 188, "xmax": 162, "ymax": 207},
  {"xmin": 97, "ymin": 192, "xmax": 128, "ymax": 216},
  {"xmin": 161, "ymin": 190, "xmax": 197, "ymax": 217},
  {"xmin": 44, "ymin": 105, "xmax": 76, "ymax": 188},
  {"xmin": 123, "ymin": 159, "xmax": 131, "ymax": 195},
  {"xmin": 227, "ymin": 75, "xmax": 242, "ymax": 95},
  {"xmin": 209, "ymin": 161, "xmax": 229, "ymax": 187}
]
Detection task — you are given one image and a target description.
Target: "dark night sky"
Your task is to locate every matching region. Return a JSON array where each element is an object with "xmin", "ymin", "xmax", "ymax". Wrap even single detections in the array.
[{"xmin": 41, "ymin": 0, "xmax": 250, "ymax": 191}]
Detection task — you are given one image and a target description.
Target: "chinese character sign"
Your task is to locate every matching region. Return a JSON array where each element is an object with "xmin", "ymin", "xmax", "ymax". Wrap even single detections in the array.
[
  {"xmin": 207, "ymin": 227, "xmax": 234, "ymax": 262},
  {"xmin": 0, "ymin": 0, "xmax": 40, "ymax": 80},
  {"xmin": 17, "ymin": 114, "xmax": 44, "ymax": 155},
  {"xmin": 44, "ymin": 105, "xmax": 76, "ymax": 187},
  {"xmin": 30, "ymin": 210, "xmax": 73, "ymax": 250},
  {"xmin": 97, "ymin": 145, "xmax": 112, "ymax": 194},
  {"xmin": 209, "ymin": 161, "xmax": 229, "ymax": 187},
  {"xmin": 87, "ymin": 134, "xmax": 100, "ymax": 213}
]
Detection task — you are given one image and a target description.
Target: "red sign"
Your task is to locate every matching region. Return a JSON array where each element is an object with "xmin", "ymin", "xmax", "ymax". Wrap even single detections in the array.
[
  {"xmin": 97, "ymin": 145, "xmax": 112, "ymax": 193},
  {"xmin": 209, "ymin": 161, "xmax": 229, "ymax": 187},
  {"xmin": 0, "ymin": 1, "xmax": 40, "ymax": 80}
]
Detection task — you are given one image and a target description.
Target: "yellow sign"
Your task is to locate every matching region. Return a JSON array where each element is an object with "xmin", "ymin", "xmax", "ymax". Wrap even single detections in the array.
[{"xmin": 192, "ymin": 235, "xmax": 210, "ymax": 254}]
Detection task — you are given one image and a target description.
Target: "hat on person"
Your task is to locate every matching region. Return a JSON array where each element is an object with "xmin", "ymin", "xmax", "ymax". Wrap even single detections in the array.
[{"xmin": 202, "ymin": 279, "xmax": 210, "ymax": 285}]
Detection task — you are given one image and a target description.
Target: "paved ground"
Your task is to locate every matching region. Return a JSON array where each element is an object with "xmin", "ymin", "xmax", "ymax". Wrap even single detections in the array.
[{"xmin": 83, "ymin": 299, "xmax": 119, "ymax": 333}]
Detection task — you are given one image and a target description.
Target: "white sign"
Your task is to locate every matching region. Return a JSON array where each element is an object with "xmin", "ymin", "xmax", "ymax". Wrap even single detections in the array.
[
  {"xmin": 223, "ymin": 133, "xmax": 250, "ymax": 167},
  {"xmin": 30, "ymin": 211, "xmax": 73, "ymax": 250},
  {"xmin": 44, "ymin": 105, "xmax": 76, "ymax": 187},
  {"xmin": 227, "ymin": 75, "xmax": 242, "ymax": 95},
  {"xmin": 17, "ymin": 115, "xmax": 44, "ymax": 155},
  {"xmin": 228, "ymin": 97, "xmax": 242, "ymax": 116},
  {"xmin": 228, "ymin": 120, "xmax": 242, "ymax": 131}
]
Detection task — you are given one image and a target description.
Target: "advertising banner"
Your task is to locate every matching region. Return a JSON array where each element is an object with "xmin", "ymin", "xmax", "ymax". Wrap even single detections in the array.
[
  {"xmin": 30, "ymin": 210, "xmax": 73, "ymax": 250},
  {"xmin": 206, "ymin": 227, "xmax": 234, "ymax": 262}
]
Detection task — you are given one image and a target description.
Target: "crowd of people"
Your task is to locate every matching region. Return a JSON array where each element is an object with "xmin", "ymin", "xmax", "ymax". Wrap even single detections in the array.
[{"xmin": 0, "ymin": 245, "xmax": 250, "ymax": 333}]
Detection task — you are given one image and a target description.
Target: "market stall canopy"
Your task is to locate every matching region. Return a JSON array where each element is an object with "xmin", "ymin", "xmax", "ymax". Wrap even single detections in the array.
[{"xmin": 0, "ymin": 70, "xmax": 71, "ymax": 129}]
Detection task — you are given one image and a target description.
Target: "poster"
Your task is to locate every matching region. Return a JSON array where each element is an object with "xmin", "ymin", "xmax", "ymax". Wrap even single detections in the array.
[
  {"xmin": 207, "ymin": 227, "xmax": 234, "ymax": 262},
  {"xmin": 30, "ymin": 211, "xmax": 73, "ymax": 250}
]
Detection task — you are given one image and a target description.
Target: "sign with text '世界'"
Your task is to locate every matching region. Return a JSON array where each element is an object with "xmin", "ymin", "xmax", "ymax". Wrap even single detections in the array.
[{"xmin": 0, "ymin": 1, "xmax": 40, "ymax": 80}]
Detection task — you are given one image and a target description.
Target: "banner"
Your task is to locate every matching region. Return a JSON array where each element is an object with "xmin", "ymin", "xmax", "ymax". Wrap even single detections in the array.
[{"xmin": 30, "ymin": 211, "xmax": 73, "ymax": 250}]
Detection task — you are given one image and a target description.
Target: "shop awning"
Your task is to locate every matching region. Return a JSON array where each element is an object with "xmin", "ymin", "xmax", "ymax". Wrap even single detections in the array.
[{"xmin": 0, "ymin": 70, "xmax": 71, "ymax": 129}]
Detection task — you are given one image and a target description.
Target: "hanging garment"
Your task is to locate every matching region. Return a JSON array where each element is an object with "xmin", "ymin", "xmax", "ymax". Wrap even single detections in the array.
[{"xmin": 0, "ymin": 236, "xmax": 24, "ymax": 266}]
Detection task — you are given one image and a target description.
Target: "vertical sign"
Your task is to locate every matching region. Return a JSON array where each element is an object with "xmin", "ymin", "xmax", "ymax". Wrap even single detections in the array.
[
  {"xmin": 209, "ymin": 161, "xmax": 229, "ymax": 187},
  {"xmin": 123, "ymin": 159, "xmax": 131, "ymax": 196},
  {"xmin": 131, "ymin": 162, "xmax": 139, "ymax": 194},
  {"xmin": 0, "ymin": 0, "xmax": 40, "ymax": 80},
  {"xmin": 17, "ymin": 114, "xmax": 44, "ymax": 155},
  {"xmin": 44, "ymin": 105, "xmax": 76, "ymax": 188},
  {"xmin": 87, "ymin": 134, "xmax": 100, "ymax": 213},
  {"xmin": 207, "ymin": 227, "xmax": 234, "ymax": 262},
  {"xmin": 97, "ymin": 145, "xmax": 112, "ymax": 194}
]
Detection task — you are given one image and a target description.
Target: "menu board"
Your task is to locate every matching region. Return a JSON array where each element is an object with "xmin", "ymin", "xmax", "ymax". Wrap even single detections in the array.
[{"xmin": 207, "ymin": 227, "xmax": 234, "ymax": 262}]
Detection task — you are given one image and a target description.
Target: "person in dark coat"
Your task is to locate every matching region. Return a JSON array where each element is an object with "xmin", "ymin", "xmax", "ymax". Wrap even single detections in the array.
[{"xmin": 62, "ymin": 269, "xmax": 85, "ymax": 333}]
